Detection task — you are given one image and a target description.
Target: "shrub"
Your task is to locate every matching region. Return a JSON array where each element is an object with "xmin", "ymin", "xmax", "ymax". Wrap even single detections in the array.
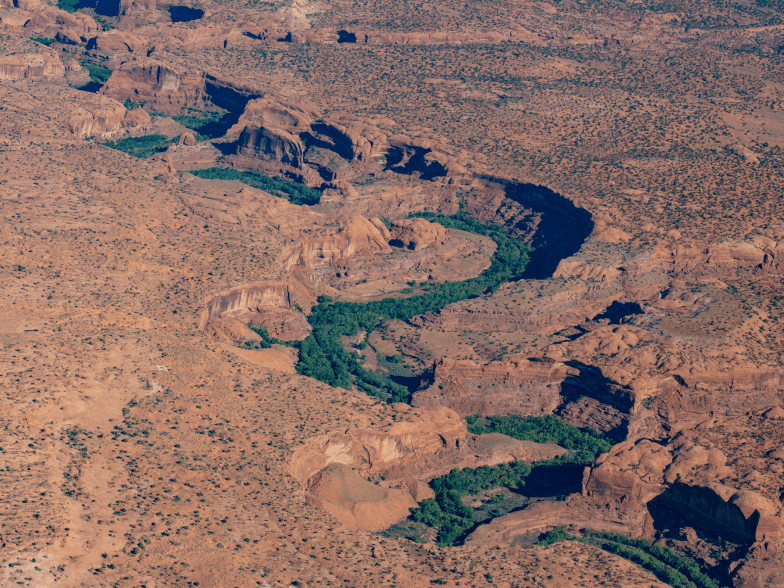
[
  {"xmin": 465, "ymin": 414, "xmax": 612, "ymax": 463},
  {"xmin": 104, "ymin": 134, "xmax": 175, "ymax": 158},
  {"xmin": 536, "ymin": 527, "xmax": 571, "ymax": 545},
  {"xmin": 188, "ymin": 168, "xmax": 321, "ymax": 205}
]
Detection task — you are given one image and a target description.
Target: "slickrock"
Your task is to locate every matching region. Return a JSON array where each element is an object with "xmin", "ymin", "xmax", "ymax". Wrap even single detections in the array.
[
  {"xmin": 0, "ymin": 52, "xmax": 64, "ymax": 80},
  {"xmin": 289, "ymin": 405, "xmax": 467, "ymax": 487},
  {"xmin": 67, "ymin": 96, "xmax": 126, "ymax": 138},
  {"xmin": 87, "ymin": 29, "xmax": 148, "ymax": 53},
  {"xmin": 413, "ymin": 357, "xmax": 573, "ymax": 416},
  {"xmin": 307, "ymin": 463, "xmax": 417, "ymax": 531},
  {"xmin": 122, "ymin": 106, "xmax": 150, "ymax": 127},
  {"xmin": 283, "ymin": 215, "xmax": 393, "ymax": 269},
  {"xmin": 99, "ymin": 60, "xmax": 208, "ymax": 109},
  {"xmin": 390, "ymin": 217, "xmax": 450, "ymax": 250}
]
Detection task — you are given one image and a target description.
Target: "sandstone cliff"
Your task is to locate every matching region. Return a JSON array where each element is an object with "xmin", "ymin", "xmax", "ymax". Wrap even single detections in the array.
[{"xmin": 0, "ymin": 52, "xmax": 64, "ymax": 81}]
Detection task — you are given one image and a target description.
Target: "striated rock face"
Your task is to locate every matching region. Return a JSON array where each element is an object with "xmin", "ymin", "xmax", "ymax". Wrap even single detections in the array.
[
  {"xmin": 229, "ymin": 96, "xmax": 482, "ymax": 192},
  {"xmin": 306, "ymin": 464, "xmax": 417, "ymax": 532},
  {"xmin": 68, "ymin": 96, "xmax": 126, "ymax": 138},
  {"xmin": 389, "ymin": 217, "xmax": 449, "ymax": 250},
  {"xmin": 200, "ymin": 280, "xmax": 313, "ymax": 341},
  {"xmin": 201, "ymin": 281, "xmax": 292, "ymax": 325},
  {"xmin": 99, "ymin": 60, "xmax": 207, "ymax": 108},
  {"xmin": 413, "ymin": 357, "xmax": 573, "ymax": 417},
  {"xmin": 232, "ymin": 99, "xmax": 393, "ymax": 171},
  {"xmin": 283, "ymin": 215, "xmax": 392, "ymax": 270},
  {"xmin": 239, "ymin": 125, "xmax": 306, "ymax": 167},
  {"xmin": 289, "ymin": 405, "xmax": 467, "ymax": 487},
  {"xmin": 88, "ymin": 29, "xmax": 147, "ymax": 53},
  {"xmin": 0, "ymin": 52, "xmax": 64, "ymax": 80},
  {"xmin": 231, "ymin": 97, "xmax": 320, "ymax": 168}
]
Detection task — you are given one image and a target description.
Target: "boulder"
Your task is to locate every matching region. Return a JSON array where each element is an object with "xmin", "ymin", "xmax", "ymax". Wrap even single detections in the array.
[
  {"xmin": 390, "ymin": 217, "xmax": 449, "ymax": 250},
  {"xmin": 122, "ymin": 107, "xmax": 150, "ymax": 128},
  {"xmin": 178, "ymin": 131, "xmax": 196, "ymax": 146}
]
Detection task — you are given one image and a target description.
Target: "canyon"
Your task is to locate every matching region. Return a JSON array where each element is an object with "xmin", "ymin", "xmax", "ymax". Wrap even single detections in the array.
[{"xmin": 1, "ymin": 0, "xmax": 784, "ymax": 586}]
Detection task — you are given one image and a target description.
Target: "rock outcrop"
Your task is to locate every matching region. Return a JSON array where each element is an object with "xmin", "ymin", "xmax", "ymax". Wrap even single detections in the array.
[
  {"xmin": 413, "ymin": 357, "xmax": 574, "ymax": 417},
  {"xmin": 99, "ymin": 60, "xmax": 207, "ymax": 109},
  {"xmin": 0, "ymin": 52, "xmax": 64, "ymax": 80},
  {"xmin": 584, "ymin": 436, "xmax": 784, "ymax": 543},
  {"xmin": 282, "ymin": 215, "xmax": 392, "ymax": 270},
  {"xmin": 87, "ymin": 29, "xmax": 148, "ymax": 53},
  {"xmin": 122, "ymin": 107, "xmax": 150, "ymax": 128},
  {"xmin": 389, "ymin": 217, "xmax": 449, "ymax": 250},
  {"xmin": 289, "ymin": 405, "xmax": 467, "ymax": 487},
  {"xmin": 306, "ymin": 464, "xmax": 417, "ymax": 532},
  {"xmin": 68, "ymin": 96, "xmax": 126, "ymax": 138},
  {"xmin": 0, "ymin": 0, "xmax": 97, "ymax": 36},
  {"xmin": 201, "ymin": 280, "xmax": 313, "ymax": 341}
]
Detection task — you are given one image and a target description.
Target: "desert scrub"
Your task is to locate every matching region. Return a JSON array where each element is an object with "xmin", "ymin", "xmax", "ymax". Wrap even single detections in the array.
[
  {"xmin": 296, "ymin": 210, "xmax": 531, "ymax": 401},
  {"xmin": 104, "ymin": 134, "xmax": 176, "ymax": 158},
  {"xmin": 187, "ymin": 168, "xmax": 321, "ymax": 206}
]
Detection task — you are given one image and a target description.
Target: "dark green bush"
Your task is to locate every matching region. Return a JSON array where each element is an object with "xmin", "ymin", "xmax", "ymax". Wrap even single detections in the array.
[
  {"xmin": 104, "ymin": 134, "xmax": 175, "ymax": 159},
  {"xmin": 466, "ymin": 414, "xmax": 612, "ymax": 463},
  {"xmin": 536, "ymin": 527, "xmax": 571, "ymax": 545},
  {"xmin": 188, "ymin": 168, "xmax": 321, "ymax": 206}
]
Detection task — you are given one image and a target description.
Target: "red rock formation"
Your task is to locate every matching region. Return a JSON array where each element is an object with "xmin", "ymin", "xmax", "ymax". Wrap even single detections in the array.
[
  {"xmin": 99, "ymin": 60, "xmax": 207, "ymax": 109},
  {"xmin": 122, "ymin": 107, "xmax": 150, "ymax": 128},
  {"xmin": 413, "ymin": 357, "xmax": 573, "ymax": 417},
  {"xmin": 88, "ymin": 29, "xmax": 148, "ymax": 53},
  {"xmin": 584, "ymin": 437, "xmax": 784, "ymax": 543},
  {"xmin": 289, "ymin": 405, "xmax": 467, "ymax": 487},
  {"xmin": 306, "ymin": 464, "xmax": 417, "ymax": 532},
  {"xmin": 390, "ymin": 217, "xmax": 449, "ymax": 250},
  {"xmin": 1, "ymin": 0, "xmax": 97, "ymax": 36},
  {"xmin": 282, "ymin": 215, "xmax": 393, "ymax": 270},
  {"xmin": 0, "ymin": 52, "xmax": 63, "ymax": 80},
  {"xmin": 68, "ymin": 96, "xmax": 126, "ymax": 138}
]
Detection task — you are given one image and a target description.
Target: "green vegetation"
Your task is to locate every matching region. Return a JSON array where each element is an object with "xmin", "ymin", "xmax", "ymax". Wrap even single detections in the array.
[
  {"xmin": 187, "ymin": 168, "xmax": 322, "ymax": 206},
  {"xmin": 58, "ymin": 0, "xmax": 83, "ymax": 12},
  {"xmin": 536, "ymin": 526, "xmax": 571, "ymax": 545},
  {"xmin": 104, "ymin": 134, "xmax": 176, "ymax": 159},
  {"xmin": 82, "ymin": 62, "xmax": 112, "ymax": 85},
  {"xmin": 72, "ymin": 62, "xmax": 113, "ymax": 92},
  {"xmin": 408, "ymin": 415, "xmax": 610, "ymax": 546},
  {"xmin": 30, "ymin": 37, "xmax": 54, "ymax": 46},
  {"xmin": 296, "ymin": 210, "xmax": 530, "ymax": 401},
  {"xmin": 577, "ymin": 531, "xmax": 722, "ymax": 588},
  {"xmin": 172, "ymin": 110, "xmax": 227, "ymax": 140},
  {"xmin": 242, "ymin": 326, "xmax": 297, "ymax": 349},
  {"xmin": 466, "ymin": 414, "xmax": 612, "ymax": 462}
]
